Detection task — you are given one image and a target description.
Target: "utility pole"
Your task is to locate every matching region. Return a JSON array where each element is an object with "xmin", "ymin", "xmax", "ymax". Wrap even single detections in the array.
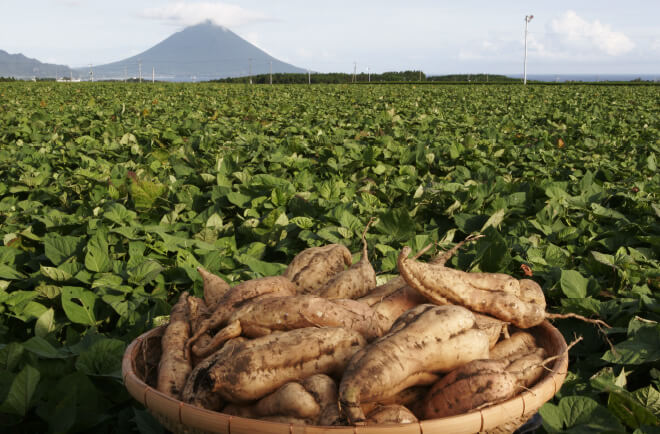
[
  {"xmin": 523, "ymin": 14, "xmax": 534, "ymax": 85},
  {"xmin": 269, "ymin": 61, "xmax": 272, "ymax": 85},
  {"xmin": 308, "ymin": 69, "xmax": 311, "ymax": 85},
  {"xmin": 139, "ymin": 61, "xmax": 142, "ymax": 83},
  {"xmin": 352, "ymin": 62, "xmax": 357, "ymax": 83},
  {"xmin": 152, "ymin": 67, "xmax": 155, "ymax": 83},
  {"xmin": 367, "ymin": 67, "xmax": 370, "ymax": 82}
]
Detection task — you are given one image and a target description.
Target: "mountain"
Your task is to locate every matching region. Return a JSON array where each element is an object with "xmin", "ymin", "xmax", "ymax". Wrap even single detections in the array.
[
  {"xmin": 78, "ymin": 21, "xmax": 306, "ymax": 81},
  {"xmin": 0, "ymin": 49, "xmax": 76, "ymax": 79}
]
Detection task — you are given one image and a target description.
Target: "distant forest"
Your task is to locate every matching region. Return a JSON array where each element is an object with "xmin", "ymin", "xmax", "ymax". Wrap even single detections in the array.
[{"xmin": 210, "ymin": 71, "xmax": 520, "ymax": 84}]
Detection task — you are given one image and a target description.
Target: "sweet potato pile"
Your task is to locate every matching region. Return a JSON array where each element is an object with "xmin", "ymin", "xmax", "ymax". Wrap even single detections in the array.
[{"xmin": 152, "ymin": 231, "xmax": 572, "ymax": 427}]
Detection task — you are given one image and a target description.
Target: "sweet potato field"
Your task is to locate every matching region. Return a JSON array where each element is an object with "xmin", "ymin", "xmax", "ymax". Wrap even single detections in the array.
[{"xmin": 0, "ymin": 82, "xmax": 658, "ymax": 433}]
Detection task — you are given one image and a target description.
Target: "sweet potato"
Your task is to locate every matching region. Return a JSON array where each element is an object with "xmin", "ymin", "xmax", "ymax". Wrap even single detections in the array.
[
  {"xmin": 183, "ymin": 327, "xmax": 366, "ymax": 406},
  {"xmin": 181, "ymin": 337, "xmax": 246, "ymax": 410},
  {"xmin": 302, "ymin": 374, "xmax": 341, "ymax": 426},
  {"xmin": 424, "ymin": 335, "xmax": 548, "ymax": 419},
  {"xmin": 186, "ymin": 296, "xmax": 214, "ymax": 365},
  {"xmin": 191, "ymin": 295, "xmax": 389, "ymax": 358},
  {"xmin": 338, "ymin": 304, "xmax": 490, "ymax": 424},
  {"xmin": 361, "ymin": 235, "xmax": 481, "ymax": 313},
  {"xmin": 186, "ymin": 275, "xmax": 296, "ymax": 357},
  {"xmin": 398, "ymin": 247, "xmax": 546, "ymax": 328},
  {"xmin": 505, "ymin": 347, "xmax": 546, "ymax": 387},
  {"xmin": 366, "ymin": 404, "xmax": 418, "ymax": 425},
  {"xmin": 283, "ymin": 244, "xmax": 353, "ymax": 294},
  {"xmin": 197, "ymin": 267, "xmax": 230, "ymax": 311},
  {"xmin": 156, "ymin": 292, "xmax": 191, "ymax": 398},
  {"xmin": 316, "ymin": 221, "xmax": 377, "ymax": 299},
  {"xmin": 223, "ymin": 382, "xmax": 320, "ymax": 420},
  {"xmin": 489, "ymin": 331, "xmax": 538, "ymax": 360},
  {"xmin": 361, "ymin": 386, "xmax": 428, "ymax": 418},
  {"xmin": 424, "ymin": 359, "xmax": 518, "ymax": 418}
]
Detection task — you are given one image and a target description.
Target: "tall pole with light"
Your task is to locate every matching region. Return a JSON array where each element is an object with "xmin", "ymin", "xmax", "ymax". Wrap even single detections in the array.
[{"xmin": 523, "ymin": 14, "xmax": 534, "ymax": 85}]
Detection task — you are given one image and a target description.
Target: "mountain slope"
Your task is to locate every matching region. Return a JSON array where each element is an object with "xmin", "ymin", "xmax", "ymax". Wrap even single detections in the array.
[
  {"xmin": 0, "ymin": 50, "xmax": 75, "ymax": 79},
  {"xmin": 80, "ymin": 21, "xmax": 306, "ymax": 81}
]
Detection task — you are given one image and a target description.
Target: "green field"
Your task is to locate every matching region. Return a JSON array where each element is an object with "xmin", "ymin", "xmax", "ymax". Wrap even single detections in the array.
[{"xmin": 0, "ymin": 82, "xmax": 658, "ymax": 433}]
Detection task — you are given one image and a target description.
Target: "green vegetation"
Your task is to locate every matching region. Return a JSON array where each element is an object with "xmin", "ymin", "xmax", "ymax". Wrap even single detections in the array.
[
  {"xmin": 0, "ymin": 82, "xmax": 658, "ymax": 433},
  {"xmin": 212, "ymin": 70, "xmax": 426, "ymax": 83}
]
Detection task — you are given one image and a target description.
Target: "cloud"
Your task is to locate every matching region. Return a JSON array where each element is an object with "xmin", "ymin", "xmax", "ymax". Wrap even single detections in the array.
[
  {"xmin": 458, "ymin": 10, "xmax": 635, "ymax": 62},
  {"xmin": 141, "ymin": 2, "xmax": 271, "ymax": 28},
  {"xmin": 550, "ymin": 10, "xmax": 634, "ymax": 56}
]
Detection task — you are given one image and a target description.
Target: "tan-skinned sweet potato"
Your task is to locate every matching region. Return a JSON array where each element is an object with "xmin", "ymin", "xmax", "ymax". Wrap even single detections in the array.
[
  {"xmin": 186, "ymin": 275, "xmax": 296, "ymax": 357},
  {"xmin": 181, "ymin": 337, "xmax": 246, "ymax": 410},
  {"xmin": 338, "ymin": 304, "xmax": 490, "ymax": 425},
  {"xmin": 223, "ymin": 382, "xmax": 321, "ymax": 420},
  {"xmin": 398, "ymin": 247, "xmax": 546, "ymax": 328},
  {"xmin": 302, "ymin": 374, "xmax": 341, "ymax": 426},
  {"xmin": 186, "ymin": 296, "xmax": 215, "ymax": 366},
  {"xmin": 197, "ymin": 267, "xmax": 230, "ymax": 311},
  {"xmin": 316, "ymin": 221, "xmax": 377, "ymax": 299},
  {"xmin": 283, "ymin": 244, "xmax": 353, "ymax": 294},
  {"xmin": 424, "ymin": 359, "xmax": 518, "ymax": 418},
  {"xmin": 366, "ymin": 404, "xmax": 418, "ymax": 425},
  {"xmin": 489, "ymin": 331, "xmax": 538, "ymax": 360},
  {"xmin": 424, "ymin": 335, "xmax": 548, "ymax": 419},
  {"xmin": 191, "ymin": 295, "xmax": 389, "ymax": 358},
  {"xmin": 157, "ymin": 292, "xmax": 191, "ymax": 398},
  {"xmin": 360, "ymin": 386, "xmax": 428, "ymax": 418},
  {"xmin": 183, "ymin": 327, "xmax": 366, "ymax": 407}
]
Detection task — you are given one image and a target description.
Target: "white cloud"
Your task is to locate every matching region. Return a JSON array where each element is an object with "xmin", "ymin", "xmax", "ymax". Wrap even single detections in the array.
[
  {"xmin": 550, "ymin": 10, "xmax": 634, "ymax": 56},
  {"xmin": 458, "ymin": 10, "xmax": 635, "ymax": 63},
  {"xmin": 141, "ymin": 2, "xmax": 271, "ymax": 28}
]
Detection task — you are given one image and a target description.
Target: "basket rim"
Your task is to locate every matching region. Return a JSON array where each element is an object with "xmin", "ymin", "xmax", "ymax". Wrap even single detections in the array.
[{"xmin": 122, "ymin": 321, "xmax": 568, "ymax": 434}]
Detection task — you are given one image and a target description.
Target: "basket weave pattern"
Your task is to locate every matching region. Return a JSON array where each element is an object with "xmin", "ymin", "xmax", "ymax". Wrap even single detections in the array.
[{"xmin": 122, "ymin": 321, "xmax": 568, "ymax": 434}]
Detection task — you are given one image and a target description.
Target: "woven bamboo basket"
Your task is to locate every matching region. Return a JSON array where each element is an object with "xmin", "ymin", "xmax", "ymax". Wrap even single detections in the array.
[{"xmin": 122, "ymin": 321, "xmax": 568, "ymax": 434}]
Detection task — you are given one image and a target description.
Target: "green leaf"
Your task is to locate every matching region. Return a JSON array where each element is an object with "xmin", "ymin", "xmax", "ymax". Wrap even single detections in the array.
[
  {"xmin": 0, "ymin": 365, "xmax": 40, "ymax": 416},
  {"xmin": 84, "ymin": 245, "xmax": 111, "ymax": 273},
  {"xmin": 35, "ymin": 308, "xmax": 56, "ymax": 338},
  {"xmin": 226, "ymin": 191, "xmax": 252, "ymax": 208},
  {"xmin": 592, "ymin": 251, "xmax": 616, "ymax": 267},
  {"xmin": 290, "ymin": 216, "xmax": 315, "ymax": 230},
  {"xmin": 236, "ymin": 254, "xmax": 286, "ymax": 276},
  {"xmin": 376, "ymin": 208, "xmax": 416, "ymax": 242},
  {"xmin": 60, "ymin": 286, "xmax": 98, "ymax": 326},
  {"xmin": 603, "ymin": 325, "xmax": 660, "ymax": 365},
  {"xmin": 480, "ymin": 208, "xmax": 507, "ymax": 231},
  {"xmin": 473, "ymin": 227, "xmax": 511, "ymax": 272},
  {"xmin": 540, "ymin": 395, "xmax": 625, "ymax": 433},
  {"xmin": 205, "ymin": 213, "xmax": 223, "ymax": 230},
  {"xmin": 22, "ymin": 336, "xmax": 70, "ymax": 359},
  {"xmin": 0, "ymin": 264, "xmax": 26, "ymax": 280},
  {"xmin": 43, "ymin": 233, "xmax": 83, "ymax": 266},
  {"xmin": 561, "ymin": 269, "xmax": 589, "ymax": 298},
  {"xmin": 128, "ymin": 260, "xmax": 164, "ymax": 286},
  {"xmin": 648, "ymin": 153, "xmax": 657, "ymax": 172},
  {"xmin": 75, "ymin": 338, "xmax": 124, "ymax": 378},
  {"xmin": 40, "ymin": 265, "xmax": 73, "ymax": 282},
  {"xmin": 633, "ymin": 386, "xmax": 660, "ymax": 416},
  {"xmin": 0, "ymin": 343, "xmax": 24, "ymax": 371}
]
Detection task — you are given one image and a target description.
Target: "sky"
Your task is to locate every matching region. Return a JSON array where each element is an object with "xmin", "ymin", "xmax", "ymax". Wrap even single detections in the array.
[{"xmin": 1, "ymin": 0, "xmax": 659, "ymax": 76}]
